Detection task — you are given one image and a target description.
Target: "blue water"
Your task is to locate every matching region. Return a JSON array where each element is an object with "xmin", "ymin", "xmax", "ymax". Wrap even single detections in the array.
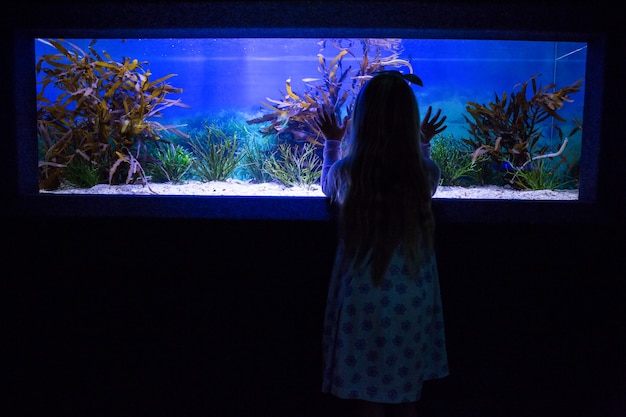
[{"xmin": 35, "ymin": 37, "xmax": 586, "ymax": 144}]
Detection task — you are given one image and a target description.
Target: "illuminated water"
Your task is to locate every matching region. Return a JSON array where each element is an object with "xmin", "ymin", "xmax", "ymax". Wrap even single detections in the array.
[{"xmin": 35, "ymin": 37, "xmax": 586, "ymax": 194}]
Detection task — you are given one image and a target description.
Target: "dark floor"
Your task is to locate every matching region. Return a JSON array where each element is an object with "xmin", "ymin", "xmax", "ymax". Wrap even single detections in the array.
[{"xmin": 6, "ymin": 218, "xmax": 625, "ymax": 417}]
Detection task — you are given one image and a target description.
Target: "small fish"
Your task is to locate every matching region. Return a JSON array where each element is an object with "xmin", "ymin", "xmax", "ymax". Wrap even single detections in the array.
[
  {"xmin": 380, "ymin": 58, "xmax": 413, "ymax": 73},
  {"xmin": 493, "ymin": 161, "xmax": 515, "ymax": 171},
  {"xmin": 351, "ymin": 75, "xmax": 373, "ymax": 81},
  {"xmin": 302, "ymin": 78, "xmax": 322, "ymax": 83}
]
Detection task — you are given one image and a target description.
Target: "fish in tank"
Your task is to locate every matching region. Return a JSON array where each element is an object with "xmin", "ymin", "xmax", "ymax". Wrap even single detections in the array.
[{"xmin": 34, "ymin": 37, "xmax": 586, "ymax": 199}]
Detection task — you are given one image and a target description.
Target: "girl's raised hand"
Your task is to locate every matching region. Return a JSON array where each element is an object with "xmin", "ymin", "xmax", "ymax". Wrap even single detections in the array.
[
  {"xmin": 313, "ymin": 105, "xmax": 349, "ymax": 142},
  {"xmin": 421, "ymin": 106, "xmax": 447, "ymax": 143}
]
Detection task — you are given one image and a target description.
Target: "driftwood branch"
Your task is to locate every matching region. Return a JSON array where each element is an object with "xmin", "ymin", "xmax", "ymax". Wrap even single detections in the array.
[
  {"xmin": 532, "ymin": 137, "xmax": 569, "ymax": 161},
  {"xmin": 509, "ymin": 138, "xmax": 569, "ymax": 185}
]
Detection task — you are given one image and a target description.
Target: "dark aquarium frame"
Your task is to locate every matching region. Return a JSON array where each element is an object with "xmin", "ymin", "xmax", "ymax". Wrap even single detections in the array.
[{"xmin": 4, "ymin": 1, "xmax": 622, "ymax": 224}]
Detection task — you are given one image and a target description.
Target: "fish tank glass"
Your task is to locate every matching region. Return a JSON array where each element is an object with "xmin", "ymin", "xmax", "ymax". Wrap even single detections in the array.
[{"xmin": 34, "ymin": 37, "xmax": 587, "ymax": 201}]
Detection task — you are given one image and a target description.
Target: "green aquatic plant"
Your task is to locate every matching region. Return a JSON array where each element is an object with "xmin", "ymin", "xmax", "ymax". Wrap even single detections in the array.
[
  {"xmin": 507, "ymin": 126, "xmax": 581, "ymax": 190},
  {"xmin": 508, "ymin": 157, "xmax": 576, "ymax": 191},
  {"xmin": 264, "ymin": 142, "xmax": 322, "ymax": 188},
  {"xmin": 189, "ymin": 124, "xmax": 244, "ymax": 181},
  {"xmin": 239, "ymin": 135, "xmax": 275, "ymax": 183},
  {"xmin": 462, "ymin": 74, "xmax": 582, "ymax": 188},
  {"xmin": 36, "ymin": 38, "xmax": 189, "ymax": 190},
  {"xmin": 430, "ymin": 133, "xmax": 482, "ymax": 187},
  {"xmin": 148, "ymin": 143, "xmax": 195, "ymax": 183},
  {"xmin": 195, "ymin": 111, "xmax": 276, "ymax": 182},
  {"xmin": 63, "ymin": 156, "xmax": 102, "ymax": 188}
]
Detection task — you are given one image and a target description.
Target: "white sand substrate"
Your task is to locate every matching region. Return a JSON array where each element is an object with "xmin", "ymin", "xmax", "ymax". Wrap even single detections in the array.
[{"xmin": 42, "ymin": 179, "xmax": 579, "ymax": 200}]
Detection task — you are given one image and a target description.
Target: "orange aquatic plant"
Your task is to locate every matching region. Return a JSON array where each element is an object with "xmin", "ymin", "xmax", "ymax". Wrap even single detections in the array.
[
  {"xmin": 37, "ymin": 38, "xmax": 189, "ymax": 189},
  {"xmin": 246, "ymin": 39, "xmax": 417, "ymax": 150}
]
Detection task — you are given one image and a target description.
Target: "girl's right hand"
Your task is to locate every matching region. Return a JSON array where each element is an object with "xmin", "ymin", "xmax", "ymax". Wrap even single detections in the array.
[{"xmin": 313, "ymin": 105, "xmax": 348, "ymax": 142}]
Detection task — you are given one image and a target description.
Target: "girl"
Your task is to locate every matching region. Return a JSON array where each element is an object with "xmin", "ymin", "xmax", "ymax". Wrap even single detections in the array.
[{"xmin": 314, "ymin": 71, "xmax": 449, "ymax": 417}]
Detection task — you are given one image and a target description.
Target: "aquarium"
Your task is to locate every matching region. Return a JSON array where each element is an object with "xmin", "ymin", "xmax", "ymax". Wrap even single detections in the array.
[{"xmin": 34, "ymin": 37, "xmax": 587, "ymax": 201}]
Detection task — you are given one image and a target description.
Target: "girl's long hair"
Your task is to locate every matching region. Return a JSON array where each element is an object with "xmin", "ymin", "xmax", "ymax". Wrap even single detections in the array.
[{"xmin": 336, "ymin": 72, "xmax": 436, "ymax": 285}]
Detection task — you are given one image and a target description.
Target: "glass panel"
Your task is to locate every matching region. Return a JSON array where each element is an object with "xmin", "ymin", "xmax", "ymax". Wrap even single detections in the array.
[{"xmin": 35, "ymin": 38, "xmax": 586, "ymax": 200}]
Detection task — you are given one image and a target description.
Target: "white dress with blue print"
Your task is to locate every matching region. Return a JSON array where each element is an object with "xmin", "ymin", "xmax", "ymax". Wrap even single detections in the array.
[{"xmin": 321, "ymin": 244, "xmax": 449, "ymax": 403}]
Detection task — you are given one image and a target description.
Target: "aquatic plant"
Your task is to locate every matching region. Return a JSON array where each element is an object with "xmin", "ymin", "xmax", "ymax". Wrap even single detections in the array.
[
  {"xmin": 263, "ymin": 142, "xmax": 322, "ymax": 188},
  {"xmin": 239, "ymin": 135, "xmax": 275, "ymax": 183},
  {"xmin": 508, "ymin": 157, "xmax": 576, "ymax": 190},
  {"xmin": 189, "ymin": 124, "xmax": 243, "ymax": 181},
  {"xmin": 148, "ymin": 143, "xmax": 195, "ymax": 183},
  {"xmin": 36, "ymin": 38, "xmax": 189, "ymax": 189},
  {"xmin": 63, "ymin": 156, "xmax": 102, "ymax": 188},
  {"xmin": 247, "ymin": 39, "xmax": 416, "ymax": 149},
  {"xmin": 108, "ymin": 146, "xmax": 151, "ymax": 186},
  {"xmin": 430, "ymin": 133, "xmax": 482, "ymax": 187},
  {"xmin": 505, "ymin": 128, "xmax": 581, "ymax": 190},
  {"xmin": 462, "ymin": 74, "xmax": 582, "ymax": 189}
]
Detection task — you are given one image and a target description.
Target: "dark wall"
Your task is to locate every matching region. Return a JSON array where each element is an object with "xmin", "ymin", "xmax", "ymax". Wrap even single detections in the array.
[
  {"xmin": 6, "ymin": 217, "xmax": 625, "ymax": 417},
  {"xmin": 4, "ymin": 1, "xmax": 625, "ymax": 417}
]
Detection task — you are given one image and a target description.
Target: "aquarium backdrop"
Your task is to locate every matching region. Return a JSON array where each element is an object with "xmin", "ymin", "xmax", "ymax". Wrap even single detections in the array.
[{"xmin": 34, "ymin": 38, "xmax": 586, "ymax": 194}]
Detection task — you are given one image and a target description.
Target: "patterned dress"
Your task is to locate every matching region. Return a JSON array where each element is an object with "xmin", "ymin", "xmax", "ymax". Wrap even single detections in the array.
[
  {"xmin": 321, "ymin": 243, "xmax": 449, "ymax": 403},
  {"xmin": 320, "ymin": 140, "xmax": 449, "ymax": 403}
]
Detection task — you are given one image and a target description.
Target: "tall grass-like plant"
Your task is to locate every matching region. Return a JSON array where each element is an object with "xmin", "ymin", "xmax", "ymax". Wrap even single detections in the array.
[
  {"xmin": 507, "ymin": 143, "xmax": 579, "ymax": 190},
  {"xmin": 63, "ymin": 156, "xmax": 102, "ymax": 188},
  {"xmin": 430, "ymin": 134, "xmax": 482, "ymax": 186},
  {"xmin": 239, "ymin": 135, "xmax": 275, "ymax": 183},
  {"xmin": 148, "ymin": 143, "xmax": 195, "ymax": 183},
  {"xmin": 507, "ymin": 159, "xmax": 563, "ymax": 190},
  {"xmin": 189, "ymin": 124, "xmax": 243, "ymax": 181},
  {"xmin": 264, "ymin": 143, "xmax": 322, "ymax": 188}
]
